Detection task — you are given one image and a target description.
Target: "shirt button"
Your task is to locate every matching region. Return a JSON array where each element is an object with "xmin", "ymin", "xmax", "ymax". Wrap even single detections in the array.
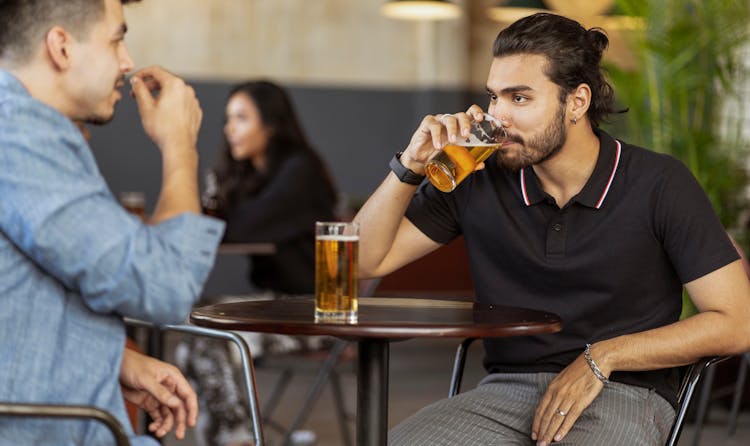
[{"xmin": 552, "ymin": 223, "xmax": 563, "ymax": 232}]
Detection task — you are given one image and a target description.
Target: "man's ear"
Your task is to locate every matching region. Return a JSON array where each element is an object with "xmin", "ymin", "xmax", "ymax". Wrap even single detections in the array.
[
  {"xmin": 568, "ymin": 83, "xmax": 592, "ymax": 123},
  {"xmin": 45, "ymin": 26, "xmax": 73, "ymax": 71}
]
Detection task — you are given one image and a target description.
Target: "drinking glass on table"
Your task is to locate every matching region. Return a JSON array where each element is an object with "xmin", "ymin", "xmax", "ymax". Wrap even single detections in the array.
[
  {"xmin": 119, "ymin": 191, "xmax": 146, "ymax": 222},
  {"xmin": 425, "ymin": 114, "xmax": 508, "ymax": 193},
  {"xmin": 315, "ymin": 222, "xmax": 359, "ymax": 323}
]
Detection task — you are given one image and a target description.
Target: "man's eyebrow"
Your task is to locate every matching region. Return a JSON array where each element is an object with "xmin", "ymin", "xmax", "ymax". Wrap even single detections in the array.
[{"xmin": 486, "ymin": 85, "xmax": 534, "ymax": 95}]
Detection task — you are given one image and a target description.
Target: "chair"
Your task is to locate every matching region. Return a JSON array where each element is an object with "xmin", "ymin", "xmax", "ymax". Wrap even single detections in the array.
[
  {"xmin": 689, "ymin": 236, "xmax": 750, "ymax": 445},
  {"xmin": 124, "ymin": 319, "xmax": 266, "ymax": 446},
  {"xmin": 177, "ymin": 297, "xmax": 355, "ymax": 446},
  {"xmin": 0, "ymin": 320, "xmax": 265, "ymax": 445},
  {"xmin": 447, "ymin": 338, "xmax": 726, "ymax": 446}
]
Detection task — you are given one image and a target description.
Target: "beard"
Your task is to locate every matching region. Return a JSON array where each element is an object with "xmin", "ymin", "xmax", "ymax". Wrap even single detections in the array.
[
  {"xmin": 83, "ymin": 76, "xmax": 124, "ymax": 126},
  {"xmin": 495, "ymin": 101, "xmax": 568, "ymax": 171}
]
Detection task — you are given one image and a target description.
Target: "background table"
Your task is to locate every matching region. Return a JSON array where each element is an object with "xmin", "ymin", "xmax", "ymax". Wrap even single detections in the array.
[
  {"xmin": 218, "ymin": 242, "xmax": 276, "ymax": 255},
  {"xmin": 190, "ymin": 296, "xmax": 562, "ymax": 446}
]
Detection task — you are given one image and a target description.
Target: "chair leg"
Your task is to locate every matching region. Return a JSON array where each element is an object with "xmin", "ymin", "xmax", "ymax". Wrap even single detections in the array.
[
  {"xmin": 280, "ymin": 340, "xmax": 350, "ymax": 446},
  {"xmin": 262, "ymin": 368, "xmax": 294, "ymax": 433},
  {"xmin": 728, "ymin": 353, "xmax": 749, "ymax": 435},
  {"xmin": 449, "ymin": 338, "xmax": 477, "ymax": 398},
  {"xmin": 691, "ymin": 364, "xmax": 716, "ymax": 446}
]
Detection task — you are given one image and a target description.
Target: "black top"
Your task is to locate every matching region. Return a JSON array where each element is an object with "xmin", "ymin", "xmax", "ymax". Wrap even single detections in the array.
[
  {"xmin": 223, "ymin": 153, "xmax": 336, "ymax": 294},
  {"xmin": 405, "ymin": 129, "xmax": 738, "ymax": 407}
]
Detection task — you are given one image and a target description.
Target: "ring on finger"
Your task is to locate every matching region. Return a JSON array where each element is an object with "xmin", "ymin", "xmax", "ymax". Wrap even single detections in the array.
[{"xmin": 556, "ymin": 409, "xmax": 567, "ymax": 417}]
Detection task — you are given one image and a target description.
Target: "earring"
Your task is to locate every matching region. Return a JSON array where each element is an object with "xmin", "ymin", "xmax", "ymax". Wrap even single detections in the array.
[{"xmin": 572, "ymin": 116, "xmax": 577, "ymax": 125}]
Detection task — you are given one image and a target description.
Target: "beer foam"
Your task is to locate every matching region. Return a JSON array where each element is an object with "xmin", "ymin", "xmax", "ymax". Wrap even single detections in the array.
[{"xmin": 317, "ymin": 234, "xmax": 359, "ymax": 241}]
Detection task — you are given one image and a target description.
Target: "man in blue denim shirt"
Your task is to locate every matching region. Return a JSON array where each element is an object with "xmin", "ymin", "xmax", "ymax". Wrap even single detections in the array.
[{"xmin": 0, "ymin": 0, "xmax": 225, "ymax": 444}]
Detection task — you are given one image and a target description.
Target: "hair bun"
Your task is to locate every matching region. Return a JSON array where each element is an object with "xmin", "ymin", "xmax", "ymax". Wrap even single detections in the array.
[{"xmin": 586, "ymin": 28, "xmax": 610, "ymax": 62}]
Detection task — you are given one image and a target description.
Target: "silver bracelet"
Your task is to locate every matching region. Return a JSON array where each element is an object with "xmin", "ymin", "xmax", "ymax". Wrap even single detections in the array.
[{"xmin": 584, "ymin": 344, "xmax": 610, "ymax": 384}]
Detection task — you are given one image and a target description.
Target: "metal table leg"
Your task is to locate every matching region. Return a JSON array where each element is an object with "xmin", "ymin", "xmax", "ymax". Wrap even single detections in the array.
[{"xmin": 357, "ymin": 339, "xmax": 389, "ymax": 446}]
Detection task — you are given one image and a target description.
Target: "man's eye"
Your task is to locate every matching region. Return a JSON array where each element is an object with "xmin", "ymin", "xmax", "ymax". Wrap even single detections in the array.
[{"xmin": 513, "ymin": 95, "xmax": 527, "ymax": 103}]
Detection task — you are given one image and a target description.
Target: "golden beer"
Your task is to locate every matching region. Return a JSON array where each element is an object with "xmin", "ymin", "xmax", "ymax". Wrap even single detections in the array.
[
  {"xmin": 315, "ymin": 223, "xmax": 359, "ymax": 322},
  {"xmin": 425, "ymin": 143, "xmax": 501, "ymax": 193}
]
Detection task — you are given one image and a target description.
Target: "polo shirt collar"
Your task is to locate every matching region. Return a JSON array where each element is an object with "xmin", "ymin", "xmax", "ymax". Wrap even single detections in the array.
[{"xmin": 518, "ymin": 128, "xmax": 622, "ymax": 209}]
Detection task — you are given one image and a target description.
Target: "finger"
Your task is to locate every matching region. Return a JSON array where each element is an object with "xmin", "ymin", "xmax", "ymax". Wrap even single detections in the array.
[
  {"xmin": 451, "ymin": 112, "xmax": 473, "ymax": 138},
  {"xmin": 130, "ymin": 65, "xmax": 175, "ymax": 87},
  {"xmin": 440, "ymin": 114, "xmax": 460, "ymax": 143},
  {"xmin": 531, "ymin": 390, "xmax": 554, "ymax": 440},
  {"xmin": 155, "ymin": 404, "xmax": 174, "ymax": 438},
  {"xmin": 159, "ymin": 374, "xmax": 189, "ymax": 438},
  {"xmin": 170, "ymin": 371, "xmax": 199, "ymax": 427},
  {"xmin": 553, "ymin": 405, "xmax": 582, "ymax": 443},
  {"xmin": 427, "ymin": 117, "xmax": 447, "ymax": 149},
  {"xmin": 540, "ymin": 404, "xmax": 566, "ymax": 446},
  {"xmin": 466, "ymin": 104, "xmax": 485, "ymax": 122},
  {"xmin": 129, "ymin": 76, "xmax": 155, "ymax": 114}
]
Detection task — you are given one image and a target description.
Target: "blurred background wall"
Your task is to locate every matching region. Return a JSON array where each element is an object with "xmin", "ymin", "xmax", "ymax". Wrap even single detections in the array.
[
  {"xmin": 86, "ymin": 0, "xmax": 748, "ymax": 294},
  {"xmin": 89, "ymin": 0, "xmax": 638, "ymax": 206}
]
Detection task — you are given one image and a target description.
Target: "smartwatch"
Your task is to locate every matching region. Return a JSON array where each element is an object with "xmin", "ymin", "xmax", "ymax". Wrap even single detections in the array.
[{"xmin": 389, "ymin": 152, "xmax": 425, "ymax": 185}]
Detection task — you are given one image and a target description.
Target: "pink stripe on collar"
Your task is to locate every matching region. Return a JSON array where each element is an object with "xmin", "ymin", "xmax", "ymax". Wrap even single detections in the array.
[{"xmin": 595, "ymin": 140, "xmax": 622, "ymax": 209}]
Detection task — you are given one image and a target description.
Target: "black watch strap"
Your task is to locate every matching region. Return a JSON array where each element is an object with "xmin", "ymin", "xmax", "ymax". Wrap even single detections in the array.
[{"xmin": 389, "ymin": 152, "xmax": 425, "ymax": 185}]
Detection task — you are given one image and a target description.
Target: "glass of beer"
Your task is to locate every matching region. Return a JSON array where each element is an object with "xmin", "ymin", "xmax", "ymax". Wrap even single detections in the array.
[
  {"xmin": 315, "ymin": 222, "xmax": 359, "ymax": 323},
  {"xmin": 425, "ymin": 114, "xmax": 507, "ymax": 193},
  {"xmin": 119, "ymin": 191, "xmax": 147, "ymax": 222}
]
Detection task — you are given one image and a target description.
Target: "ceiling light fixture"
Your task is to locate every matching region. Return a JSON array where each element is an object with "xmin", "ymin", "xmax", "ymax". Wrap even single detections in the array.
[{"xmin": 381, "ymin": 0, "xmax": 462, "ymax": 21}]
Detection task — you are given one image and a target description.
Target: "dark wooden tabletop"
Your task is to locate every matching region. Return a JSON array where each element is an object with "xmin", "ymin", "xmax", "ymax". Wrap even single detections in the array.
[{"xmin": 190, "ymin": 296, "xmax": 562, "ymax": 340}]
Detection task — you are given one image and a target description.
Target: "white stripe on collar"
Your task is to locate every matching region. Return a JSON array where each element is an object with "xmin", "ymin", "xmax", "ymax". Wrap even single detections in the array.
[{"xmin": 518, "ymin": 139, "xmax": 622, "ymax": 209}]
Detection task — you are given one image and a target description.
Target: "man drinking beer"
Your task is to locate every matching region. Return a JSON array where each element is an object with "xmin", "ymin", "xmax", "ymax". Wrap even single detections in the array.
[{"xmin": 353, "ymin": 12, "xmax": 750, "ymax": 446}]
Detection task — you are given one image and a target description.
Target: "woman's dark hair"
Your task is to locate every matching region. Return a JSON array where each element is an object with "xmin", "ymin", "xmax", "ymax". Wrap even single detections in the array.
[
  {"xmin": 212, "ymin": 80, "xmax": 337, "ymax": 212},
  {"xmin": 492, "ymin": 13, "xmax": 617, "ymax": 126}
]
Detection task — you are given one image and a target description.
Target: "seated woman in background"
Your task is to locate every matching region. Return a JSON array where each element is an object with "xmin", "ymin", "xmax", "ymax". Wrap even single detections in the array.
[
  {"xmin": 209, "ymin": 79, "xmax": 338, "ymax": 293},
  {"xmin": 183, "ymin": 80, "xmax": 339, "ymax": 446}
]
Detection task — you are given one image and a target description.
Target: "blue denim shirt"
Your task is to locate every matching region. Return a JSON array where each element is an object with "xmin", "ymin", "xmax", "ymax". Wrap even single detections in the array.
[{"xmin": 0, "ymin": 70, "xmax": 225, "ymax": 445}]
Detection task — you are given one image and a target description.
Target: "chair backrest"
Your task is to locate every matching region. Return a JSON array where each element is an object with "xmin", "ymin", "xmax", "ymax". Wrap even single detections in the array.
[{"xmin": 666, "ymin": 356, "xmax": 727, "ymax": 446}]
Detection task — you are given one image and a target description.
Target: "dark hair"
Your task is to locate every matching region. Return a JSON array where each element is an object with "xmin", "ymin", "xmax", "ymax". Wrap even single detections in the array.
[
  {"xmin": 213, "ymin": 80, "xmax": 337, "ymax": 211},
  {"xmin": 493, "ymin": 12, "xmax": 616, "ymax": 126},
  {"xmin": 0, "ymin": 0, "xmax": 139, "ymax": 64}
]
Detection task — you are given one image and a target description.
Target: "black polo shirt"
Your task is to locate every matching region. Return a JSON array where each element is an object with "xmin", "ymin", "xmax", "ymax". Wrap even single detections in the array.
[{"xmin": 405, "ymin": 129, "xmax": 738, "ymax": 407}]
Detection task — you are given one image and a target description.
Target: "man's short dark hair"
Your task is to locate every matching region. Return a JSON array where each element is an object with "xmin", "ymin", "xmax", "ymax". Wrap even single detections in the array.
[
  {"xmin": 493, "ymin": 13, "xmax": 616, "ymax": 127},
  {"xmin": 0, "ymin": 0, "xmax": 140, "ymax": 65}
]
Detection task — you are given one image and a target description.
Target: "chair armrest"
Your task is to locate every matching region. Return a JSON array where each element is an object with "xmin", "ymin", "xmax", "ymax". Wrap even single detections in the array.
[{"xmin": 0, "ymin": 402, "xmax": 130, "ymax": 446}]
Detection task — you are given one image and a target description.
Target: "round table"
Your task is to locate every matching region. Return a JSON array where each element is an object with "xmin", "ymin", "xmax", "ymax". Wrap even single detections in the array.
[{"xmin": 191, "ymin": 296, "xmax": 562, "ymax": 446}]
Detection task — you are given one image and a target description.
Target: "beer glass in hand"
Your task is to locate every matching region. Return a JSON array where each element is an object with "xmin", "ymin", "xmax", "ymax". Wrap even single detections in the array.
[
  {"xmin": 315, "ymin": 222, "xmax": 359, "ymax": 323},
  {"xmin": 425, "ymin": 114, "xmax": 507, "ymax": 193}
]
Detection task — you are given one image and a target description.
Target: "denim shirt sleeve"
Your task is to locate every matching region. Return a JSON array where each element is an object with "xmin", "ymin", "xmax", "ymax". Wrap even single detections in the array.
[{"xmin": 0, "ymin": 93, "xmax": 224, "ymax": 325}]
